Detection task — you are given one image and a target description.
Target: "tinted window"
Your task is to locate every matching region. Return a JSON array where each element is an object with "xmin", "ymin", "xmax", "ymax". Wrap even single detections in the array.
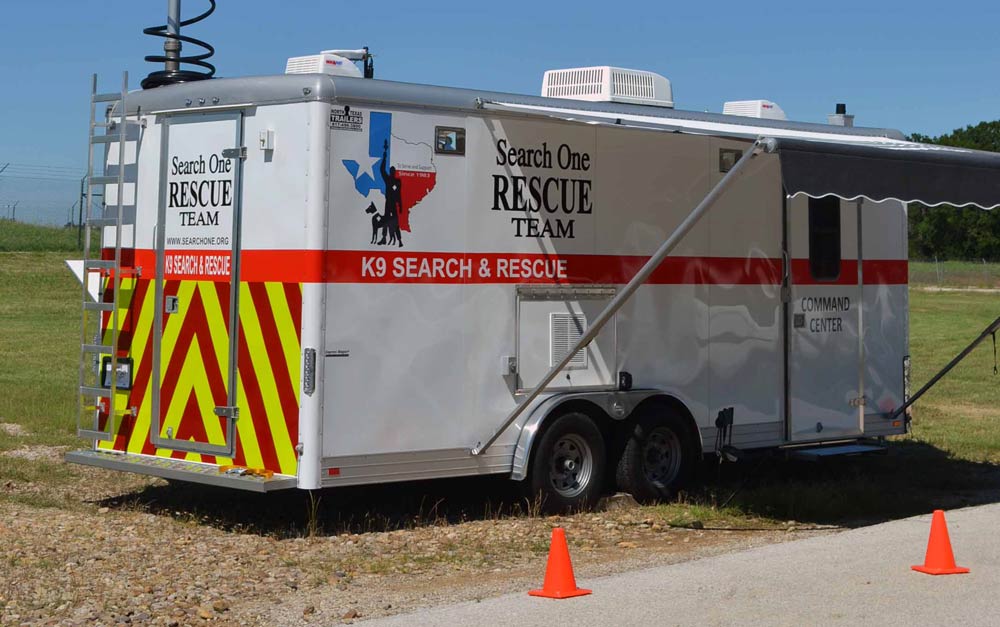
[{"xmin": 808, "ymin": 196, "xmax": 841, "ymax": 281}]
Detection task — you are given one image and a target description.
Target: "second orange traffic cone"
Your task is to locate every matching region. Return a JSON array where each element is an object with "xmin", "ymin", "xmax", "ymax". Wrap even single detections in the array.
[
  {"xmin": 911, "ymin": 509, "xmax": 969, "ymax": 575},
  {"xmin": 528, "ymin": 527, "xmax": 592, "ymax": 599}
]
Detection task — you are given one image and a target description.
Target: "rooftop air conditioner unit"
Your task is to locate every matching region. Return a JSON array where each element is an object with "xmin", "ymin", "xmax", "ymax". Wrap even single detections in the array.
[
  {"xmin": 285, "ymin": 50, "xmax": 366, "ymax": 78},
  {"xmin": 542, "ymin": 66, "xmax": 674, "ymax": 108},
  {"xmin": 722, "ymin": 99, "xmax": 787, "ymax": 121}
]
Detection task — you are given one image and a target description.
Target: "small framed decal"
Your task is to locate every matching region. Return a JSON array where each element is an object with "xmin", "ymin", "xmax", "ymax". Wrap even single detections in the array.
[
  {"xmin": 719, "ymin": 148, "xmax": 742, "ymax": 173},
  {"xmin": 435, "ymin": 126, "xmax": 466, "ymax": 155}
]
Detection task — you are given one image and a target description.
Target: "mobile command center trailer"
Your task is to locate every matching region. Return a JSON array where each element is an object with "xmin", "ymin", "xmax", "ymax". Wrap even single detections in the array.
[{"xmin": 68, "ymin": 58, "xmax": 1000, "ymax": 510}]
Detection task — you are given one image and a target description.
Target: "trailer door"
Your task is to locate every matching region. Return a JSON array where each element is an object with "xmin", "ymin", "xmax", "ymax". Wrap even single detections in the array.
[
  {"xmin": 785, "ymin": 195, "xmax": 863, "ymax": 442},
  {"xmin": 150, "ymin": 111, "xmax": 245, "ymax": 458}
]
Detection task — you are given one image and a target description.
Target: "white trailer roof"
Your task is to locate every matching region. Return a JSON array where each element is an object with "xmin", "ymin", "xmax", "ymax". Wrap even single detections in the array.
[{"xmin": 125, "ymin": 74, "xmax": 1000, "ymax": 209}]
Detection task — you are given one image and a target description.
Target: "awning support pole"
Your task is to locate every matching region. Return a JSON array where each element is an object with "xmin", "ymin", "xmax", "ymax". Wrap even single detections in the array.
[
  {"xmin": 470, "ymin": 139, "xmax": 765, "ymax": 457},
  {"xmin": 889, "ymin": 314, "xmax": 1000, "ymax": 421}
]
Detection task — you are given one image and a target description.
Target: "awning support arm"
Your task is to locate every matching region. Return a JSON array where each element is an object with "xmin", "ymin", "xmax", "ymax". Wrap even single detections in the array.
[
  {"xmin": 889, "ymin": 314, "xmax": 1000, "ymax": 421},
  {"xmin": 470, "ymin": 138, "xmax": 765, "ymax": 457}
]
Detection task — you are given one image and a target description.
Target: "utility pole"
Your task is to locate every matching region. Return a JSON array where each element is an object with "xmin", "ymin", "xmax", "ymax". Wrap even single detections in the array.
[{"xmin": 0, "ymin": 164, "xmax": 8, "ymax": 221}]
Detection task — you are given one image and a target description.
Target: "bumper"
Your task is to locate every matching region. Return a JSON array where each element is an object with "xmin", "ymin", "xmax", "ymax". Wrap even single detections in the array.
[{"xmin": 66, "ymin": 449, "xmax": 297, "ymax": 492}]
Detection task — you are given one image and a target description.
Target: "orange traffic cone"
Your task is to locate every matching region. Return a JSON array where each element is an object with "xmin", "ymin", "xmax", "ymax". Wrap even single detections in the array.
[
  {"xmin": 528, "ymin": 527, "xmax": 592, "ymax": 599},
  {"xmin": 911, "ymin": 509, "xmax": 969, "ymax": 575}
]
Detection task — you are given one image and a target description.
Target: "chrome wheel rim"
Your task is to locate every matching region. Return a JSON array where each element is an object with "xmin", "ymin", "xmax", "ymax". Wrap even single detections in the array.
[
  {"xmin": 549, "ymin": 434, "xmax": 593, "ymax": 498},
  {"xmin": 642, "ymin": 427, "xmax": 682, "ymax": 488}
]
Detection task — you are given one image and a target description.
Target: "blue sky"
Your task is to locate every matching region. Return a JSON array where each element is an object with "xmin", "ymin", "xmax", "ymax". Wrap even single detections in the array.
[{"xmin": 2, "ymin": 0, "xmax": 998, "ymax": 224}]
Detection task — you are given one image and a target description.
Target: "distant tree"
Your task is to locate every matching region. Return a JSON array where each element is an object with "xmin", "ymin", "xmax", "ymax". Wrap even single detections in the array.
[{"xmin": 908, "ymin": 121, "xmax": 1000, "ymax": 260}]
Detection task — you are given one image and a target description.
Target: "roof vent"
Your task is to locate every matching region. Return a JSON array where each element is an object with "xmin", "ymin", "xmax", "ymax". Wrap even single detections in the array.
[
  {"xmin": 542, "ymin": 66, "xmax": 674, "ymax": 108},
  {"xmin": 827, "ymin": 103, "xmax": 854, "ymax": 127},
  {"xmin": 285, "ymin": 48, "xmax": 373, "ymax": 78},
  {"xmin": 723, "ymin": 100, "xmax": 787, "ymax": 121}
]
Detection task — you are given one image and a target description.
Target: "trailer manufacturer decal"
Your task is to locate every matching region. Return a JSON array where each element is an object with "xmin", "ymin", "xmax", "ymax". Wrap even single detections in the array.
[
  {"xmin": 330, "ymin": 106, "xmax": 363, "ymax": 132},
  {"xmin": 341, "ymin": 111, "xmax": 437, "ymax": 248}
]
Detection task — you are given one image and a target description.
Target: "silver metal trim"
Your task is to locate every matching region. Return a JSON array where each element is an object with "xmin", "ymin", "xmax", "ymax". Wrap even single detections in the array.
[
  {"xmin": 856, "ymin": 198, "xmax": 866, "ymax": 434},
  {"xmin": 120, "ymin": 74, "xmax": 905, "ymax": 141},
  {"xmin": 509, "ymin": 389, "xmax": 666, "ymax": 481},
  {"xmin": 320, "ymin": 446, "xmax": 515, "ymax": 487},
  {"xmin": 699, "ymin": 421, "xmax": 785, "ymax": 453}
]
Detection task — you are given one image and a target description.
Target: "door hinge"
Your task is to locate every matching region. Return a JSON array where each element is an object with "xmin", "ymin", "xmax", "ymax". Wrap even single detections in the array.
[
  {"xmin": 222, "ymin": 147, "xmax": 247, "ymax": 160},
  {"xmin": 214, "ymin": 406, "xmax": 239, "ymax": 419}
]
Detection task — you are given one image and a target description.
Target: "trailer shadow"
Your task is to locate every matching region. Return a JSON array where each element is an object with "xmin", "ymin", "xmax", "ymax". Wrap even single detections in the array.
[
  {"xmin": 702, "ymin": 439, "xmax": 1000, "ymax": 529},
  {"xmin": 95, "ymin": 439, "xmax": 1000, "ymax": 537},
  {"xmin": 96, "ymin": 473, "xmax": 533, "ymax": 538}
]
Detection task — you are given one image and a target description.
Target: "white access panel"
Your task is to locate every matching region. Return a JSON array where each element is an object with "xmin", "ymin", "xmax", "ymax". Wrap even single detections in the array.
[{"xmin": 516, "ymin": 289, "xmax": 617, "ymax": 390}]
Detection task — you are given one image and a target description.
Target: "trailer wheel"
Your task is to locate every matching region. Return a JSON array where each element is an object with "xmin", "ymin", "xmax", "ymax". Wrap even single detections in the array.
[
  {"xmin": 616, "ymin": 408, "xmax": 696, "ymax": 502},
  {"xmin": 528, "ymin": 412, "xmax": 606, "ymax": 513}
]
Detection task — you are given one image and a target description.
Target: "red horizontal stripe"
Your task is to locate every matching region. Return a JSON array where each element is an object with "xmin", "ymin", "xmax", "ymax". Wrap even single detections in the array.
[
  {"xmin": 791, "ymin": 259, "xmax": 910, "ymax": 286},
  {"xmin": 864, "ymin": 259, "xmax": 909, "ymax": 285},
  {"xmin": 122, "ymin": 249, "xmax": 908, "ymax": 286}
]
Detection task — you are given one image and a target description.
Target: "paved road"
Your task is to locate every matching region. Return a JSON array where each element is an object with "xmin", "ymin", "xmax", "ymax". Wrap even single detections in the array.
[{"xmin": 367, "ymin": 504, "xmax": 1000, "ymax": 626}]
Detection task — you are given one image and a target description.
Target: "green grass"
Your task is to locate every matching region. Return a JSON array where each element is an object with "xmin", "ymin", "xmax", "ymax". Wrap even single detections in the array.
[
  {"xmin": 908, "ymin": 290, "xmax": 1000, "ymax": 461},
  {"xmin": 910, "ymin": 260, "xmax": 1000, "ymax": 289},
  {"xmin": 0, "ymin": 220, "xmax": 93, "ymax": 253},
  {"xmin": 0, "ymin": 252, "xmax": 81, "ymax": 451},
  {"xmin": 1, "ymin": 253, "xmax": 999, "ymax": 531}
]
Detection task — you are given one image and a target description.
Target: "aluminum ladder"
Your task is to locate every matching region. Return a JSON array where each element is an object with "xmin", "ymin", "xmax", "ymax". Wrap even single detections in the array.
[{"xmin": 77, "ymin": 72, "xmax": 138, "ymax": 441}]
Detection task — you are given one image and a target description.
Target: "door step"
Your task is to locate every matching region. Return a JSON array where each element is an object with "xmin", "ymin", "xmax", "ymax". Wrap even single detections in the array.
[
  {"xmin": 65, "ymin": 449, "xmax": 297, "ymax": 492},
  {"xmin": 786, "ymin": 443, "xmax": 888, "ymax": 461}
]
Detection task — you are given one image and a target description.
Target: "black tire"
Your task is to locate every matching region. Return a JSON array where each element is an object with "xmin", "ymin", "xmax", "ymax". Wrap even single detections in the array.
[
  {"xmin": 527, "ymin": 412, "xmax": 607, "ymax": 513},
  {"xmin": 616, "ymin": 407, "xmax": 697, "ymax": 502}
]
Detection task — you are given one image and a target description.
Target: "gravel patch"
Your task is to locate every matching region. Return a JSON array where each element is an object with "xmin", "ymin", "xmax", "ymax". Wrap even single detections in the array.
[
  {"xmin": 0, "ymin": 451, "xmax": 841, "ymax": 626},
  {"xmin": 0, "ymin": 422, "xmax": 30, "ymax": 437},
  {"xmin": 0, "ymin": 494, "xmax": 833, "ymax": 626}
]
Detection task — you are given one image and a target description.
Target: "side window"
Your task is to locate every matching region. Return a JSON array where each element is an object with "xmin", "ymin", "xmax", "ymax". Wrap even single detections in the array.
[{"xmin": 808, "ymin": 196, "xmax": 841, "ymax": 281}]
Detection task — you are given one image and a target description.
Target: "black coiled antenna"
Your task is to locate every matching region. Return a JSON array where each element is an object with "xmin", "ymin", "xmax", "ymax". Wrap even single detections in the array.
[{"xmin": 141, "ymin": 0, "xmax": 217, "ymax": 89}]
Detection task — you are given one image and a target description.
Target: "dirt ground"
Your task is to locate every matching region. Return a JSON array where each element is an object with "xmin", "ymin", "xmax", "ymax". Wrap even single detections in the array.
[{"xmin": 0, "ymin": 442, "xmax": 834, "ymax": 626}]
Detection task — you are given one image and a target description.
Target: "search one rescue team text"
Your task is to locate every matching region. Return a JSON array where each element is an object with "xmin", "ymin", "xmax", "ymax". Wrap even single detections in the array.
[{"xmin": 491, "ymin": 139, "xmax": 593, "ymax": 239}]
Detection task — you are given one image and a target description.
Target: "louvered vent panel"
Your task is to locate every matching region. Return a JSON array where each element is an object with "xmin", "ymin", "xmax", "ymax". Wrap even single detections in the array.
[
  {"xmin": 544, "ymin": 68, "xmax": 604, "ymax": 98},
  {"xmin": 550, "ymin": 313, "xmax": 588, "ymax": 369},
  {"xmin": 285, "ymin": 56, "xmax": 322, "ymax": 74},
  {"xmin": 612, "ymin": 70, "xmax": 654, "ymax": 100}
]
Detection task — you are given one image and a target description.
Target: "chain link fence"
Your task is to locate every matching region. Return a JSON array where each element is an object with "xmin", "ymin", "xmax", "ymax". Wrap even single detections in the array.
[{"xmin": 909, "ymin": 259, "xmax": 1000, "ymax": 289}]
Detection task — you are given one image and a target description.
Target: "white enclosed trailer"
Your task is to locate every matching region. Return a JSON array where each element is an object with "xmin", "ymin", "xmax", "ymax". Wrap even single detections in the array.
[{"xmin": 68, "ymin": 58, "xmax": 1000, "ymax": 510}]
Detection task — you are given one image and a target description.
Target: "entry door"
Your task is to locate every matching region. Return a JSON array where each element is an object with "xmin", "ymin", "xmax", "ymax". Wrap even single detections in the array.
[
  {"xmin": 151, "ymin": 111, "xmax": 245, "ymax": 458},
  {"xmin": 786, "ymin": 195, "xmax": 863, "ymax": 442}
]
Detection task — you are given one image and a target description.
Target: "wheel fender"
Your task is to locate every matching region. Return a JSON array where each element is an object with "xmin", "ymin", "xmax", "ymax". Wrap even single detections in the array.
[{"xmin": 509, "ymin": 389, "xmax": 668, "ymax": 481}]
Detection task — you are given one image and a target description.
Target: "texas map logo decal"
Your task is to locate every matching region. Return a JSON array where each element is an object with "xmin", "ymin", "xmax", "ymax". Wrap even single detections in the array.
[{"xmin": 341, "ymin": 112, "xmax": 437, "ymax": 247}]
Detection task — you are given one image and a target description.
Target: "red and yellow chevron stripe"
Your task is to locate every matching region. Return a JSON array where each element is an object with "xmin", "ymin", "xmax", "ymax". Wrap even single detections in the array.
[{"xmin": 95, "ymin": 268, "xmax": 301, "ymax": 476}]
